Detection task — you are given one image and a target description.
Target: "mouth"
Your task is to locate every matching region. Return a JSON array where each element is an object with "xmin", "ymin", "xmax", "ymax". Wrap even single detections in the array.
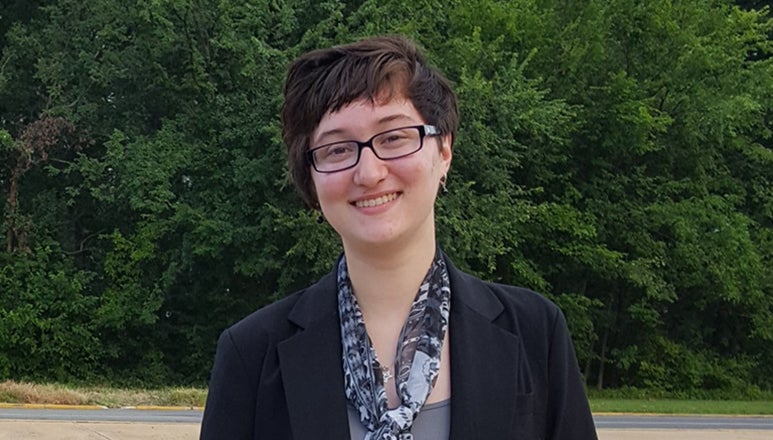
[{"xmin": 353, "ymin": 192, "xmax": 399, "ymax": 208}]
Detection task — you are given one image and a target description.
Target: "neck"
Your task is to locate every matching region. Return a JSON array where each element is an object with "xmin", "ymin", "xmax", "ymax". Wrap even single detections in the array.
[{"xmin": 342, "ymin": 233, "xmax": 437, "ymax": 320}]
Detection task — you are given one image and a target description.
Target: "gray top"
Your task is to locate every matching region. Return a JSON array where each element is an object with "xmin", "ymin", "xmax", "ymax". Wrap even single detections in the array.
[{"xmin": 347, "ymin": 399, "xmax": 451, "ymax": 439}]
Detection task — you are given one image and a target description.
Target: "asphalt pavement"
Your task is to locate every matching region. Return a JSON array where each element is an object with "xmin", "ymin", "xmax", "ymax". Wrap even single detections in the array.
[
  {"xmin": 594, "ymin": 414, "xmax": 773, "ymax": 430},
  {"xmin": 3, "ymin": 407, "xmax": 773, "ymax": 430},
  {"xmin": 2, "ymin": 406, "xmax": 773, "ymax": 440}
]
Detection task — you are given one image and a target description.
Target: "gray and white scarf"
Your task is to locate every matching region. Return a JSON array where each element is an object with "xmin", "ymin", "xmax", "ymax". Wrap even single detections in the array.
[{"xmin": 337, "ymin": 250, "xmax": 451, "ymax": 440}]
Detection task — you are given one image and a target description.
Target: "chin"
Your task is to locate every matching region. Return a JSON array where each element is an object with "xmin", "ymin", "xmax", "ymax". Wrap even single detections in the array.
[{"xmin": 341, "ymin": 227, "xmax": 407, "ymax": 249}]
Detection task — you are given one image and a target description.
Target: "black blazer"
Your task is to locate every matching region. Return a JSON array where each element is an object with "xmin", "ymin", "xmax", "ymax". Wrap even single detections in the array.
[{"xmin": 200, "ymin": 255, "xmax": 598, "ymax": 439}]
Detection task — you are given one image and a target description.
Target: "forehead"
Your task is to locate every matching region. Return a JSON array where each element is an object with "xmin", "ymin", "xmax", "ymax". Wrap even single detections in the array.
[{"xmin": 312, "ymin": 97, "xmax": 424, "ymax": 145}]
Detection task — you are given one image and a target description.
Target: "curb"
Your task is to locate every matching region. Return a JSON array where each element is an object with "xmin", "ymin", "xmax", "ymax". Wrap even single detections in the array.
[
  {"xmin": 123, "ymin": 405, "xmax": 204, "ymax": 411},
  {"xmin": 593, "ymin": 412, "xmax": 773, "ymax": 418},
  {"xmin": 0, "ymin": 403, "xmax": 106, "ymax": 410},
  {"xmin": 0, "ymin": 403, "xmax": 203, "ymax": 411}
]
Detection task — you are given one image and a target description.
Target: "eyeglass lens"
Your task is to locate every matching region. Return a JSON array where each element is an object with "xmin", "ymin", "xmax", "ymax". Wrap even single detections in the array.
[{"xmin": 311, "ymin": 126, "xmax": 424, "ymax": 172}]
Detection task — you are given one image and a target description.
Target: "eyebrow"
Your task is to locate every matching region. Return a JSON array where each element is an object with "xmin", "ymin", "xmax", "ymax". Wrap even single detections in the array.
[{"xmin": 313, "ymin": 113, "xmax": 417, "ymax": 145}]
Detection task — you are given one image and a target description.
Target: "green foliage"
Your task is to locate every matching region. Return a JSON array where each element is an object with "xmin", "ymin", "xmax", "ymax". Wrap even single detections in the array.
[
  {"xmin": 0, "ymin": 247, "xmax": 100, "ymax": 381},
  {"xmin": 0, "ymin": 0, "xmax": 771, "ymax": 395},
  {"xmin": 613, "ymin": 336, "xmax": 761, "ymax": 395}
]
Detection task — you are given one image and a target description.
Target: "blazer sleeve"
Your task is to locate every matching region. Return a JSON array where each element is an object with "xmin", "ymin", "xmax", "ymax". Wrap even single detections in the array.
[
  {"xmin": 546, "ymin": 309, "xmax": 598, "ymax": 440},
  {"xmin": 199, "ymin": 328, "xmax": 260, "ymax": 440}
]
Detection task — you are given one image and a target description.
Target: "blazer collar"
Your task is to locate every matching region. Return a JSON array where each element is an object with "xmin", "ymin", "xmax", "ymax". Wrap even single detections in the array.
[
  {"xmin": 276, "ymin": 254, "xmax": 523, "ymax": 439},
  {"xmin": 276, "ymin": 268, "xmax": 351, "ymax": 439},
  {"xmin": 445, "ymin": 257, "xmax": 523, "ymax": 439}
]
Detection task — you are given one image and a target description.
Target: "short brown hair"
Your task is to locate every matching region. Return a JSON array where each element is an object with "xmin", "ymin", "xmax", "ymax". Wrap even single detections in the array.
[{"xmin": 281, "ymin": 35, "xmax": 459, "ymax": 208}]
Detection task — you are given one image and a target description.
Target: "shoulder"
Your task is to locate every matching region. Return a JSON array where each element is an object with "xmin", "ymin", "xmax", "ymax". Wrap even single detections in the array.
[
  {"xmin": 450, "ymin": 265, "xmax": 563, "ymax": 338},
  {"xmin": 485, "ymin": 278, "xmax": 560, "ymax": 321},
  {"xmin": 450, "ymin": 263, "xmax": 560, "ymax": 316},
  {"xmin": 202, "ymin": 272, "xmax": 338, "ymax": 438},
  {"xmin": 223, "ymin": 270, "xmax": 337, "ymax": 351},
  {"xmin": 226, "ymin": 291, "xmax": 303, "ymax": 341},
  {"xmin": 474, "ymin": 274, "xmax": 558, "ymax": 310}
]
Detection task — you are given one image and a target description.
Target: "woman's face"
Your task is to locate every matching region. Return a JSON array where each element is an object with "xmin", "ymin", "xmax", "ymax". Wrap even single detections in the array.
[{"xmin": 310, "ymin": 97, "xmax": 452, "ymax": 252}]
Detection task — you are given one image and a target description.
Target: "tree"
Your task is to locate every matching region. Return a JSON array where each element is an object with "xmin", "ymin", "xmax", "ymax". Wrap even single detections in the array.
[{"xmin": 0, "ymin": 0, "xmax": 770, "ymax": 392}]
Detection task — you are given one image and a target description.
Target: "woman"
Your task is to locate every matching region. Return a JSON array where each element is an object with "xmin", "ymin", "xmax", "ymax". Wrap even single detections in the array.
[{"xmin": 200, "ymin": 35, "xmax": 597, "ymax": 440}]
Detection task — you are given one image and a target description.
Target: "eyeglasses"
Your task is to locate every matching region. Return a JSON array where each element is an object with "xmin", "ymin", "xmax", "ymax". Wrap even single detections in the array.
[{"xmin": 307, "ymin": 125, "xmax": 440, "ymax": 173}]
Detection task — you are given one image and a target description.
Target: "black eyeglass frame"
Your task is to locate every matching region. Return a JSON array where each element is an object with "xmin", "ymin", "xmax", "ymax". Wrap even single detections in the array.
[{"xmin": 306, "ymin": 124, "xmax": 441, "ymax": 173}]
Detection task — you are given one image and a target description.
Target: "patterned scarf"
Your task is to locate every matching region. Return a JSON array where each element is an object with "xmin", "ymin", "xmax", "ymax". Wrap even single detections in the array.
[{"xmin": 337, "ymin": 251, "xmax": 451, "ymax": 440}]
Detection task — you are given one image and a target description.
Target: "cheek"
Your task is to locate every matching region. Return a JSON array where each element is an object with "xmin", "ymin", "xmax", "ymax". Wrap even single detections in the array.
[
  {"xmin": 422, "ymin": 150, "xmax": 447, "ymax": 181},
  {"xmin": 394, "ymin": 160, "xmax": 440, "ymax": 195},
  {"xmin": 312, "ymin": 173, "xmax": 348, "ymax": 204}
]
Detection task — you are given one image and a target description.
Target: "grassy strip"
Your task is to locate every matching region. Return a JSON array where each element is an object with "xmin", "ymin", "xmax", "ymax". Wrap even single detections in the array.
[
  {"xmin": 0, "ymin": 380, "xmax": 207, "ymax": 408},
  {"xmin": 587, "ymin": 387, "xmax": 773, "ymax": 414},
  {"xmin": 590, "ymin": 398, "xmax": 773, "ymax": 415},
  {"xmin": 2, "ymin": 380, "xmax": 772, "ymax": 414}
]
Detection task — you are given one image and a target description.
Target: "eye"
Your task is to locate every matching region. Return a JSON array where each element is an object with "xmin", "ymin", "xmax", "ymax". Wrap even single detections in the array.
[
  {"xmin": 317, "ymin": 143, "xmax": 356, "ymax": 162},
  {"xmin": 382, "ymin": 132, "xmax": 409, "ymax": 144},
  {"xmin": 377, "ymin": 129, "xmax": 415, "ymax": 150}
]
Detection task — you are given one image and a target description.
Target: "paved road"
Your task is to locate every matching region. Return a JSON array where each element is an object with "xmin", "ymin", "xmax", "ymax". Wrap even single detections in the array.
[
  {"xmin": 2, "ymin": 410, "xmax": 773, "ymax": 440},
  {"xmin": 2, "ymin": 408, "xmax": 773, "ymax": 430},
  {"xmin": 594, "ymin": 414, "xmax": 773, "ymax": 430}
]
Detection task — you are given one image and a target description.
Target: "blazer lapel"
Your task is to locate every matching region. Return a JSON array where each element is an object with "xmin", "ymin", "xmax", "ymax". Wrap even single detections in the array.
[
  {"xmin": 275, "ymin": 255, "xmax": 526, "ymax": 439},
  {"xmin": 446, "ymin": 259, "xmax": 522, "ymax": 440},
  {"xmin": 277, "ymin": 271, "xmax": 350, "ymax": 439}
]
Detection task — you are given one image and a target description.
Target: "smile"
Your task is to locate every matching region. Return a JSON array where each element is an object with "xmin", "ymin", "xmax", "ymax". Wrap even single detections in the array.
[{"xmin": 353, "ymin": 192, "xmax": 399, "ymax": 208}]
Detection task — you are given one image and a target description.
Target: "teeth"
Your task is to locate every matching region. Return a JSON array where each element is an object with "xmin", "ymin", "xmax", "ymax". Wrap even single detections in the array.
[{"xmin": 355, "ymin": 193, "xmax": 398, "ymax": 208}]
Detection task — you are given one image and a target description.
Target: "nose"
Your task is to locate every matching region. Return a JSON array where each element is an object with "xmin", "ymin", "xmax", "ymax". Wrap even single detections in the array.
[{"xmin": 353, "ymin": 147, "xmax": 388, "ymax": 187}]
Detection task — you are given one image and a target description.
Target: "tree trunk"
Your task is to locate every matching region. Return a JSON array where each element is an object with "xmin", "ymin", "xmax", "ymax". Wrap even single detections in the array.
[
  {"xmin": 584, "ymin": 350, "xmax": 593, "ymax": 383},
  {"xmin": 6, "ymin": 153, "xmax": 30, "ymax": 253},
  {"xmin": 596, "ymin": 325, "xmax": 608, "ymax": 391},
  {"xmin": 6, "ymin": 169, "xmax": 20, "ymax": 252}
]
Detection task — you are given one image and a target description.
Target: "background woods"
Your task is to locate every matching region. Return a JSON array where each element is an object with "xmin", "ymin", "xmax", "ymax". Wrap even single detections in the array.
[{"xmin": 1, "ymin": 0, "xmax": 771, "ymax": 395}]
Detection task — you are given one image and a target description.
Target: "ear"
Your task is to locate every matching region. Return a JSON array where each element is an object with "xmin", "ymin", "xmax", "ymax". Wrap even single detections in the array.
[{"xmin": 438, "ymin": 134, "xmax": 453, "ymax": 174}]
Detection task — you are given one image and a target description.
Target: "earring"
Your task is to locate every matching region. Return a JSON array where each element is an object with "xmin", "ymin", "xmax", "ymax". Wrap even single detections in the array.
[
  {"xmin": 316, "ymin": 212, "xmax": 325, "ymax": 224},
  {"xmin": 440, "ymin": 175, "xmax": 448, "ymax": 193}
]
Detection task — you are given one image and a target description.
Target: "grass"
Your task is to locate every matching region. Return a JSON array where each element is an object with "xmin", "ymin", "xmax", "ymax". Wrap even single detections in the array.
[
  {"xmin": 1, "ymin": 380, "xmax": 772, "ymax": 414},
  {"xmin": 590, "ymin": 398, "xmax": 773, "ymax": 415},
  {"xmin": 587, "ymin": 387, "xmax": 773, "ymax": 414},
  {"xmin": 0, "ymin": 380, "xmax": 207, "ymax": 408}
]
